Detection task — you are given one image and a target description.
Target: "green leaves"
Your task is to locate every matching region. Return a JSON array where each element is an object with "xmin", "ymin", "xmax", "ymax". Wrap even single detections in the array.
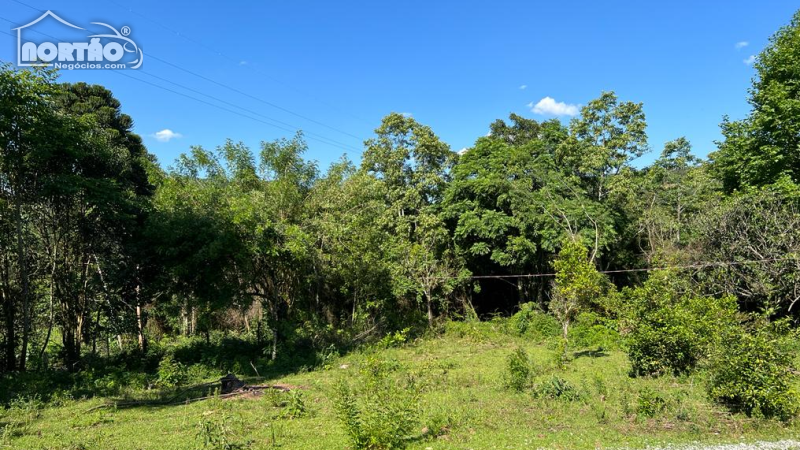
[
  {"xmin": 551, "ymin": 238, "xmax": 606, "ymax": 346},
  {"xmin": 712, "ymin": 10, "xmax": 800, "ymax": 192},
  {"xmin": 566, "ymin": 91, "xmax": 648, "ymax": 200},
  {"xmin": 553, "ymin": 239, "xmax": 603, "ymax": 310},
  {"xmin": 708, "ymin": 319, "xmax": 800, "ymax": 420},
  {"xmin": 622, "ymin": 270, "xmax": 739, "ymax": 377}
]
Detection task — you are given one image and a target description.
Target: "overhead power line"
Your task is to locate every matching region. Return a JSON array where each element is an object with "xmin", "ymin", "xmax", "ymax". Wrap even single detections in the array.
[
  {"xmin": 464, "ymin": 257, "xmax": 798, "ymax": 280},
  {"xmin": 103, "ymin": 0, "xmax": 373, "ymax": 127},
  {"xmin": 0, "ymin": 15, "xmax": 357, "ymax": 152},
  {"xmin": 134, "ymin": 70, "xmax": 356, "ymax": 151},
  {"xmin": 5, "ymin": 0, "xmax": 365, "ymax": 143}
]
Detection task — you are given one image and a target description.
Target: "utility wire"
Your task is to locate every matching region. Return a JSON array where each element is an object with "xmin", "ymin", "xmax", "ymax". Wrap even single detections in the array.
[
  {"xmin": 0, "ymin": 16, "xmax": 356, "ymax": 152},
  {"xmin": 465, "ymin": 256, "xmax": 799, "ymax": 280},
  {"xmin": 9, "ymin": 0, "xmax": 367, "ymax": 142},
  {"xmin": 1, "ymin": 35, "xmax": 797, "ymax": 281},
  {"xmin": 134, "ymin": 69, "xmax": 356, "ymax": 151},
  {"xmin": 103, "ymin": 0, "xmax": 373, "ymax": 127}
]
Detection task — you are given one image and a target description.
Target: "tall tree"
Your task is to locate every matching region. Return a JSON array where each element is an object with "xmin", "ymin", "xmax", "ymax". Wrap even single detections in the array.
[
  {"xmin": 634, "ymin": 138, "xmax": 720, "ymax": 263},
  {"xmin": 362, "ymin": 113, "xmax": 462, "ymax": 326},
  {"xmin": 563, "ymin": 91, "xmax": 648, "ymax": 202},
  {"xmin": 712, "ymin": 10, "xmax": 800, "ymax": 192}
]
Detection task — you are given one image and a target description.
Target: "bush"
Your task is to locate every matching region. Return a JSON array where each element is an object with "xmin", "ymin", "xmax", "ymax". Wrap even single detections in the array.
[
  {"xmin": 279, "ymin": 390, "xmax": 309, "ymax": 419},
  {"xmin": 331, "ymin": 358, "xmax": 420, "ymax": 449},
  {"xmin": 378, "ymin": 327, "xmax": 412, "ymax": 349},
  {"xmin": 504, "ymin": 347, "xmax": 532, "ymax": 392},
  {"xmin": 708, "ymin": 320, "xmax": 800, "ymax": 421},
  {"xmin": 157, "ymin": 354, "xmax": 187, "ymax": 388},
  {"xmin": 532, "ymin": 376, "xmax": 582, "ymax": 401},
  {"xmin": 636, "ymin": 387, "xmax": 667, "ymax": 418},
  {"xmin": 195, "ymin": 408, "xmax": 246, "ymax": 450},
  {"xmin": 623, "ymin": 271, "xmax": 737, "ymax": 377},
  {"xmin": 570, "ymin": 312, "xmax": 620, "ymax": 349},
  {"xmin": 442, "ymin": 320, "xmax": 503, "ymax": 342},
  {"xmin": 507, "ymin": 303, "xmax": 560, "ymax": 340}
]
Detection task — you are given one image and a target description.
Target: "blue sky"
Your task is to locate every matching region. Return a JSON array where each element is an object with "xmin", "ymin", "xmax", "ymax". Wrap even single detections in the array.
[{"xmin": 1, "ymin": 1, "xmax": 797, "ymax": 171}]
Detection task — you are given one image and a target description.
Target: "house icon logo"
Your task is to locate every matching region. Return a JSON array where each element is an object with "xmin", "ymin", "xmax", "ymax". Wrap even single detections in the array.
[{"xmin": 13, "ymin": 10, "xmax": 143, "ymax": 70}]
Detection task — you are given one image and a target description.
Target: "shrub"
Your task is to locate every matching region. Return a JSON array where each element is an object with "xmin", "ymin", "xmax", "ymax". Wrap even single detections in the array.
[
  {"xmin": 157, "ymin": 354, "xmax": 187, "ymax": 388},
  {"xmin": 507, "ymin": 303, "xmax": 560, "ymax": 340},
  {"xmin": 636, "ymin": 387, "xmax": 667, "ymax": 418},
  {"xmin": 504, "ymin": 347, "xmax": 532, "ymax": 392},
  {"xmin": 331, "ymin": 358, "xmax": 420, "ymax": 449},
  {"xmin": 570, "ymin": 312, "xmax": 620, "ymax": 349},
  {"xmin": 195, "ymin": 409, "xmax": 246, "ymax": 450},
  {"xmin": 442, "ymin": 320, "xmax": 503, "ymax": 342},
  {"xmin": 532, "ymin": 376, "xmax": 582, "ymax": 401},
  {"xmin": 378, "ymin": 328, "xmax": 412, "ymax": 349},
  {"xmin": 623, "ymin": 271, "xmax": 737, "ymax": 377},
  {"xmin": 708, "ymin": 320, "xmax": 800, "ymax": 421},
  {"xmin": 279, "ymin": 390, "xmax": 309, "ymax": 419}
]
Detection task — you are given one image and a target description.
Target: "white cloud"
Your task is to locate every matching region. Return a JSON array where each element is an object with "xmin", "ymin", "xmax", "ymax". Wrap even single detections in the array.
[
  {"xmin": 152, "ymin": 129, "xmax": 183, "ymax": 142},
  {"xmin": 743, "ymin": 55, "xmax": 756, "ymax": 65},
  {"xmin": 400, "ymin": 112, "xmax": 413, "ymax": 118},
  {"xmin": 457, "ymin": 147, "xmax": 469, "ymax": 155},
  {"xmin": 519, "ymin": 84, "xmax": 527, "ymax": 90},
  {"xmin": 530, "ymin": 97, "xmax": 579, "ymax": 116},
  {"xmin": 735, "ymin": 41, "xmax": 749, "ymax": 50}
]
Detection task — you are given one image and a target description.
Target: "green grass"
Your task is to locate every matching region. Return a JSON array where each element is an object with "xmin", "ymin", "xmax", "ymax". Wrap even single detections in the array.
[{"xmin": 2, "ymin": 321, "xmax": 798, "ymax": 450}]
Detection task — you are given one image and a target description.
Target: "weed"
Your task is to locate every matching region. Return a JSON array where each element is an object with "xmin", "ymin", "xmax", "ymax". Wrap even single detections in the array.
[
  {"xmin": 279, "ymin": 390, "xmax": 308, "ymax": 419},
  {"xmin": 636, "ymin": 387, "xmax": 667, "ymax": 418},
  {"xmin": 331, "ymin": 362, "xmax": 420, "ymax": 449},
  {"xmin": 532, "ymin": 376, "xmax": 582, "ymax": 401},
  {"xmin": 504, "ymin": 347, "xmax": 532, "ymax": 392},
  {"xmin": 195, "ymin": 408, "xmax": 247, "ymax": 450}
]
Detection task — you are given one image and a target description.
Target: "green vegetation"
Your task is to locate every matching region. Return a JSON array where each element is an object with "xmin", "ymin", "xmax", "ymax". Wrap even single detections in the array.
[
  {"xmin": 3, "ymin": 7, "xmax": 800, "ymax": 450},
  {"xmin": 623, "ymin": 271, "xmax": 738, "ymax": 377},
  {"xmin": 0, "ymin": 325, "xmax": 798, "ymax": 449},
  {"xmin": 708, "ymin": 320, "xmax": 800, "ymax": 421}
]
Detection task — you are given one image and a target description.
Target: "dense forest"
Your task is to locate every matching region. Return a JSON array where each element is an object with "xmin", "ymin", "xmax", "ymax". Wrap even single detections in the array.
[{"xmin": 3, "ymin": 8, "xmax": 800, "ymax": 440}]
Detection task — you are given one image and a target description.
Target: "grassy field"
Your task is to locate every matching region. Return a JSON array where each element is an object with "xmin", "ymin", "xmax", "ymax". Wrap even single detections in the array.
[{"xmin": 2, "ymin": 321, "xmax": 798, "ymax": 450}]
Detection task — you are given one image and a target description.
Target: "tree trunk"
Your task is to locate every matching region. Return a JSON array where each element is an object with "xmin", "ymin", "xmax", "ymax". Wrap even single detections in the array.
[
  {"xmin": 135, "ymin": 283, "xmax": 146, "ymax": 353},
  {"xmin": 38, "ymin": 290, "xmax": 54, "ymax": 369},
  {"xmin": 271, "ymin": 328, "xmax": 278, "ymax": 361},
  {"xmin": 15, "ymin": 202, "xmax": 30, "ymax": 371},
  {"xmin": 38, "ymin": 247, "xmax": 57, "ymax": 368},
  {"xmin": 92, "ymin": 308, "xmax": 100, "ymax": 355},
  {"xmin": 425, "ymin": 289, "xmax": 434, "ymax": 327},
  {"xmin": 2, "ymin": 289, "xmax": 15, "ymax": 371},
  {"xmin": 63, "ymin": 326, "xmax": 79, "ymax": 371}
]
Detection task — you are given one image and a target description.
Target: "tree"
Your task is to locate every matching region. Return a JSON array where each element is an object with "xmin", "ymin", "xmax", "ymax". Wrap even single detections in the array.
[
  {"xmin": 0, "ymin": 65, "xmax": 60, "ymax": 370},
  {"xmin": 564, "ymin": 91, "xmax": 648, "ymax": 202},
  {"xmin": 0, "ymin": 66, "xmax": 156, "ymax": 371},
  {"xmin": 551, "ymin": 238, "xmax": 604, "ymax": 346},
  {"xmin": 697, "ymin": 187, "xmax": 800, "ymax": 316},
  {"xmin": 303, "ymin": 159, "xmax": 393, "ymax": 333},
  {"xmin": 362, "ymin": 113, "xmax": 463, "ymax": 326},
  {"xmin": 53, "ymin": 82, "xmax": 157, "ymax": 354},
  {"xmin": 634, "ymin": 138, "xmax": 720, "ymax": 263},
  {"xmin": 712, "ymin": 10, "xmax": 800, "ymax": 192}
]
